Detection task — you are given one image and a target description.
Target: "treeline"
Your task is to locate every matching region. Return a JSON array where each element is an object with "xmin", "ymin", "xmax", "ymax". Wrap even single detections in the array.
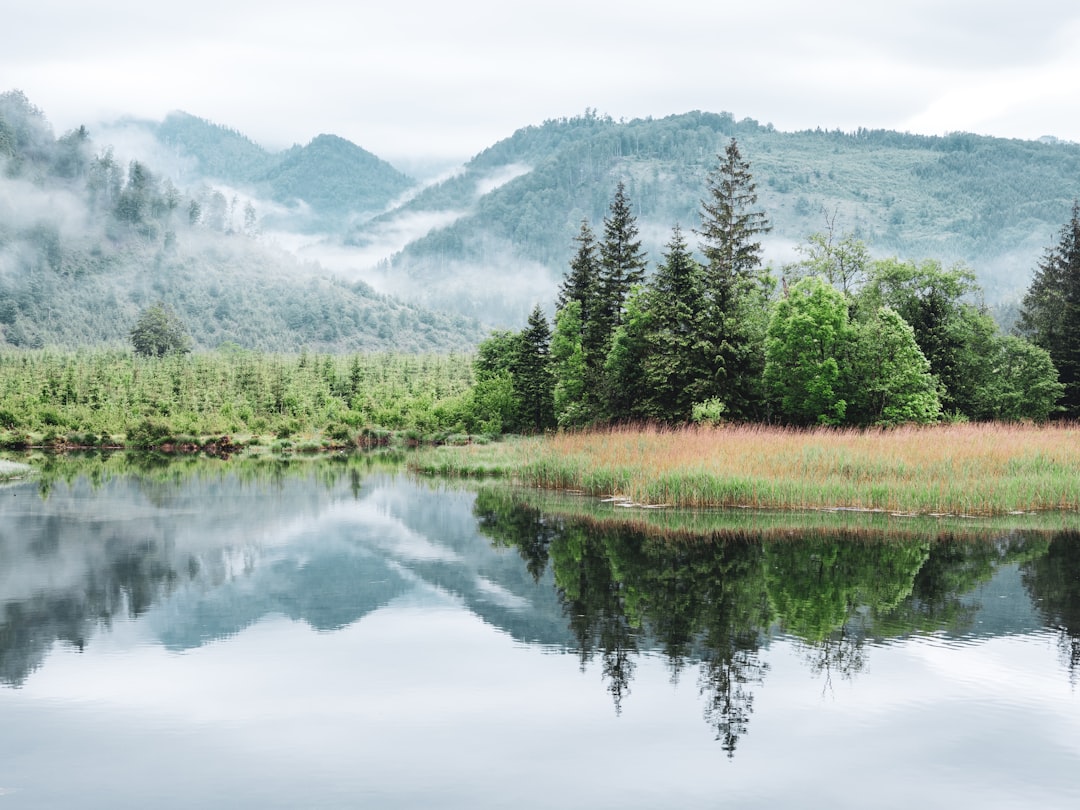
[
  {"xmin": 0, "ymin": 350, "xmax": 481, "ymax": 447},
  {"xmin": 472, "ymin": 139, "xmax": 1071, "ymax": 432}
]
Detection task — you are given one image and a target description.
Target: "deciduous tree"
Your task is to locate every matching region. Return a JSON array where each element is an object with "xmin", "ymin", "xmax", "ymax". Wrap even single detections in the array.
[{"xmin": 130, "ymin": 302, "xmax": 191, "ymax": 358}]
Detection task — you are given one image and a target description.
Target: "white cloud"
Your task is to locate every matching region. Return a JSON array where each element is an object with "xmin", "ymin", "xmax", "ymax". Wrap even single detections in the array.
[{"xmin": 4, "ymin": 1, "xmax": 1080, "ymax": 164}]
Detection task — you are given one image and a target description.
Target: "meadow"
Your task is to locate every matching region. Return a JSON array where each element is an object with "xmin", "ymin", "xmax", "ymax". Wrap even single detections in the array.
[{"xmin": 413, "ymin": 422, "xmax": 1080, "ymax": 516}]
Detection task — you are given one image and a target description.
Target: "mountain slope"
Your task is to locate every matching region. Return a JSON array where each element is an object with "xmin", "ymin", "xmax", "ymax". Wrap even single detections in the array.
[
  {"xmin": 262, "ymin": 133, "xmax": 414, "ymax": 222},
  {"xmin": 0, "ymin": 90, "xmax": 480, "ymax": 352},
  {"xmin": 351, "ymin": 111, "xmax": 1080, "ymax": 324}
]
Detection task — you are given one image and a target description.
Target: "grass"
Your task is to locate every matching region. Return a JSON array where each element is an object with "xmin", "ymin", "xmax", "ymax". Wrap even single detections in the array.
[
  {"xmin": 0, "ymin": 459, "xmax": 32, "ymax": 482},
  {"xmin": 412, "ymin": 422, "xmax": 1080, "ymax": 516}
]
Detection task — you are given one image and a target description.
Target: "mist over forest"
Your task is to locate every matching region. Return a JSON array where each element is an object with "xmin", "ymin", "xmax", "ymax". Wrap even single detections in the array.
[{"xmin": 2, "ymin": 88, "xmax": 1079, "ymax": 350}]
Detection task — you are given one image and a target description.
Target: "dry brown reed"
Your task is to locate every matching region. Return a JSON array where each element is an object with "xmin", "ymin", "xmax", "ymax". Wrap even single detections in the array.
[{"xmin": 460, "ymin": 422, "xmax": 1080, "ymax": 515}]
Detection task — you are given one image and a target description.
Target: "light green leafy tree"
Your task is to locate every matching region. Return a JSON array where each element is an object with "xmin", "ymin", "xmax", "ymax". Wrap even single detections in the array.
[
  {"xmin": 130, "ymin": 302, "xmax": 191, "ymax": 357},
  {"xmin": 764, "ymin": 277, "xmax": 851, "ymax": 425},
  {"xmin": 848, "ymin": 306, "xmax": 942, "ymax": 426},
  {"xmin": 550, "ymin": 301, "xmax": 590, "ymax": 427}
]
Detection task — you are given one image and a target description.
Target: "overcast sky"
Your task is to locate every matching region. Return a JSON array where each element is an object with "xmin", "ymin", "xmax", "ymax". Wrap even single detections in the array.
[{"xmin": 5, "ymin": 1, "xmax": 1080, "ymax": 167}]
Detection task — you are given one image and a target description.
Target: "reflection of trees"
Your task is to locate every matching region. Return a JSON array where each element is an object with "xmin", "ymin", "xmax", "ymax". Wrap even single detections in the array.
[
  {"xmin": 1022, "ymin": 531, "xmax": 1080, "ymax": 684},
  {"xmin": 877, "ymin": 533, "xmax": 1048, "ymax": 639},
  {"xmin": 474, "ymin": 489, "xmax": 561, "ymax": 582},
  {"xmin": 476, "ymin": 485, "xmax": 775, "ymax": 753},
  {"xmin": 479, "ymin": 489, "xmax": 1066, "ymax": 756},
  {"xmin": 798, "ymin": 630, "xmax": 866, "ymax": 692},
  {"xmin": 765, "ymin": 538, "xmax": 929, "ymax": 683},
  {"xmin": 0, "ymin": 540, "xmax": 190, "ymax": 686}
]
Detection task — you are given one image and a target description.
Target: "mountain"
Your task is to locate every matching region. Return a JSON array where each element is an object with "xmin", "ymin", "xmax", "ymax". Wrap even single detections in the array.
[
  {"xmin": 155, "ymin": 110, "xmax": 274, "ymax": 184},
  {"xmin": 352, "ymin": 111, "xmax": 1080, "ymax": 325},
  {"xmin": 9, "ymin": 91, "xmax": 1080, "ymax": 339},
  {"xmin": 0, "ymin": 90, "xmax": 480, "ymax": 352},
  {"xmin": 154, "ymin": 112, "xmax": 414, "ymax": 227}
]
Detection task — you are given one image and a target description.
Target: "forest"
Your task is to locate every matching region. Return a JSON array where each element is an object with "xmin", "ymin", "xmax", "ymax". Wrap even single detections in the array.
[
  {"xmin": 363, "ymin": 110, "xmax": 1080, "ymax": 324},
  {"xmin": 474, "ymin": 139, "xmax": 1078, "ymax": 432},
  {"xmin": 0, "ymin": 90, "xmax": 481, "ymax": 352}
]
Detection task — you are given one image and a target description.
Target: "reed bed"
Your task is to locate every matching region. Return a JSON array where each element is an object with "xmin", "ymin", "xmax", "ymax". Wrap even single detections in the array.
[{"xmin": 414, "ymin": 423, "xmax": 1080, "ymax": 516}]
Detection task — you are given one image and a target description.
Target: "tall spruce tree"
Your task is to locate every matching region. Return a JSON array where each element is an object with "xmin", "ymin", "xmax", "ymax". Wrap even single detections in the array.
[
  {"xmin": 512, "ymin": 304, "xmax": 555, "ymax": 432},
  {"xmin": 554, "ymin": 219, "xmax": 607, "ymax": 422},
  {"xmin": 557, "ymin": 219, "xmax": 601, "ymax": 317},
  {"xmin": 558, "ymin": 219, "xmax": 607, "ymax": 366},
  {"xmin": 696, "ymin": 139, "xmax": 772, "ymax": 419},
  {"xmin": 1019, "ymin": 203, "xmax": 1080, "ymax": 416},
  {"xmin": 640, "ymin": 225, "xmax": 708, "ymax": 421},
  {"xmin": 599, "ymin": 182, "xmax": 648, "ymax": 335}
]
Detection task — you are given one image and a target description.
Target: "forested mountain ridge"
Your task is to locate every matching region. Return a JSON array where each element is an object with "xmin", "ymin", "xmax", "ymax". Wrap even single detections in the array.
[
  {"xmin": 0, "ymin": 91, "xmax": 481, "ymax": 352},
  {"xmin": 352, "ymin": 111, "xmax": 1080, "ymax": 324},
  {"xmin": 149, "ymin": 111, "xmax": 415, "ymax": 227}
]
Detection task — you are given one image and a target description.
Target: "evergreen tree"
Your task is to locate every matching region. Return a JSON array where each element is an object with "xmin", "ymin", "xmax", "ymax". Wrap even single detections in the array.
[
  {"xmin": 598, "ymin": 182, "xmax": 648, "ymax": 335},
  {"xmin": 512, "ymin": 305, "xmax": 555, "ymax": 432},
  {"xmin": 557, "ymin": 220, "xmax": 601, "ymax": 318},
  {"xmin": 1019, "ymin": 203, "xmax": 1080, "ymax": 416},
  {"xmin": 698, "ymin": 139, "xmax": 771, "ymax": 304},
  {"xmin": 696, "ymin": 139, "xmax": 772, "ymax": 419},
  {"xmin": 558, "ymin": 219, "xmax": 606, "ymax": 367},
  {"xmin": 639, "ymin": 226, "xmax": 708, "ymax": 421}
]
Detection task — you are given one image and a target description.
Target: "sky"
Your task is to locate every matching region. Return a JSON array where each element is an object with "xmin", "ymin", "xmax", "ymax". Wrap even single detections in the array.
[{"xmin": 4, "ymin": 0, "xmax": 1080, "ymax": 169}]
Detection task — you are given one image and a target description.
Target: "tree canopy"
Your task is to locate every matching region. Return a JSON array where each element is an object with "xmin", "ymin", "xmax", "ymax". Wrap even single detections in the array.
[{"xmin": 130, "ymin": 303, "xmax": 191, "ymax": 357}]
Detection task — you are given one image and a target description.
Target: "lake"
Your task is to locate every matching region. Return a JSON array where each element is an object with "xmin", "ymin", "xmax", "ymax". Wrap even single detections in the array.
[{"xmin": 1, "ymin": 454, "xmax": 1078, "ymax": 808}]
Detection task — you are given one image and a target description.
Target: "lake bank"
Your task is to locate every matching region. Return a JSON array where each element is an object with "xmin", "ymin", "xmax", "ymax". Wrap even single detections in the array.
[{"xmin": 412, "ymin": 422, "xmax": 1080, "ymax": 516}]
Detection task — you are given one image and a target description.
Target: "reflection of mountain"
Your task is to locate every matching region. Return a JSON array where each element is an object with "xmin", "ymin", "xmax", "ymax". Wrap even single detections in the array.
[
  {"xmin": 2, "ymin": 462, "xmax": 1075, "ymax": 761},
  {"xmin": 0, "ymin": 469, "xmax": 574, "ymax": 686},
  {"xmin": 150, "ymin": 480, "xmax": 574, "ymax": 652}
]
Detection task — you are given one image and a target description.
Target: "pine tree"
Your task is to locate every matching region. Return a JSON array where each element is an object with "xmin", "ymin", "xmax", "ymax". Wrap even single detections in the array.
[
  {"xmin": 558, "ymin": 219, "xmax": 606, "ymax": 362},
  {"xmin": 696, "ymin": 139, "xmax": 772, "ymax": 419},
  {"xmin": 640, "ymin": 225, "xmax": 708, "ymax": 421},
  {"xmin": 1019, "ymin": 203, "xmax": 1080, "ymax": 416},
  {"xmin": 512, "ymin": 304, "xmax": 555, "ymax": 432},
  {"xmin": 698, "ymin": 139, "xmax": 771, "ymax": 304},
  {"xmin": 557, "ymin": 220, "xmax": 601, "ymax": 316},
  {"xmin": 598, "ymin": 182, "xmax": 648, "ymax": 335}
]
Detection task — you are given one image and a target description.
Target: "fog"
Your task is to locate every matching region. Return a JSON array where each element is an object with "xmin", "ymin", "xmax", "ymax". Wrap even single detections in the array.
[
  {"xmin": 0, "ymin": 176, "xmax": 90, "ymax": 239},
  {"xmin": 475, "ymin": 163, "xmax": 531, "ymax": 196}
]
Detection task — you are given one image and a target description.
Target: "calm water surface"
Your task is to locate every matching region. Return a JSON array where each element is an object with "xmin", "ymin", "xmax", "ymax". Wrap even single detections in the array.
[{"xmin": 1, "ymin": 457, "xmax": 1078, "ymax": 808}]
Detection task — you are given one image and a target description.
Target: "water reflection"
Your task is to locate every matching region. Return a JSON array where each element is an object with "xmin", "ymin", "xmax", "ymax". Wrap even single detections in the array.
[
  {"xmin": 0, "ymin": 454, "xmax": 1077, "ymax": 771},
  {"xmin": 1023, "ymin": 532, "xmax": 1080, "ymax": 683},
  {"xmin": 473, "ymin": 487, "xmax": 1073, "ymax": 755}
]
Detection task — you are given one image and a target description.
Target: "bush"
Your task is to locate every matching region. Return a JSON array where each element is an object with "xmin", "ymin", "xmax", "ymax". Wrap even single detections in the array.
[{"xmin": 127, "ymin": 418, "xmax": 175, "ymax": 449}]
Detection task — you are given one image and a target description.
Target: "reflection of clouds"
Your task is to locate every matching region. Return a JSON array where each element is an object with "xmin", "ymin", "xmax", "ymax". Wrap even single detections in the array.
[{"xmin": 473, "ymin": 576, "xmax": 529, "ymax": 611}]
